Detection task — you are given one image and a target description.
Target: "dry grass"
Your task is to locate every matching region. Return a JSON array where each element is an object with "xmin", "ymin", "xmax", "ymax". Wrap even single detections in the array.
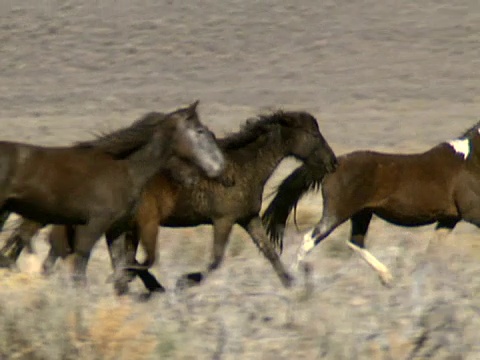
[
  {"xmin": 1, "ymin": 0, "xmax": 480, "ymax": 358},
  {"xmin": 0, "ymin": 162, "xmax": 479, "ymax": 359},
  {"xmin": 1, "ymin": 219, "xmax": 480, "ymax": 359}
]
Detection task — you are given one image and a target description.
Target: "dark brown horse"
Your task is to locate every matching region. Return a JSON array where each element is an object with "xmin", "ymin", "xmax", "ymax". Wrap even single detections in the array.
[
  {"xmin": 0, "ymin": 101, "xmax": 226, "ymax": 285},
  {"xmin": 0, "ymin": 110, "xmax": 226, "ymax": 267},
  {"xmin": 262, "ymin": 121, "xmax": 480, "ymax": 285},
  {"xmin": 21, "ymin": 110, "xmax": 337, "ymax": 294}
]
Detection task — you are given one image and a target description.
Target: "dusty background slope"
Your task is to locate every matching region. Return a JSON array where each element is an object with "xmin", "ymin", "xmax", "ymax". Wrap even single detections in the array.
[{"xmin": 0, "ymin": 1, "xmax": 480, "ymax": 359}]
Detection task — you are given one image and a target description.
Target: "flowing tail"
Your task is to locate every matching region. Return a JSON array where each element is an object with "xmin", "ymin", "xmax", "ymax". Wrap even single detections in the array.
[{"xmin": 262, "ymin": 164, "xmax": 327, "ymax": 253}]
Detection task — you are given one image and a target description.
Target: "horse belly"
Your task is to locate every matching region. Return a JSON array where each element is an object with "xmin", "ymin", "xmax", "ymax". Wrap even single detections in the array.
[
  {"xmin": 162, "ymin": 187, "xmax": 244, "ymax": 227},
  {"xmin": 374, "ymin": 209, "xmax": 437, "ymax": 227},
  {"xmin": 5, "ymin": 198, "xmax": 87, "ymax": 225},
  {"xmin": 162, "ymin": 195, "xmax": 213, "ymax": 226},
  {"xmin": 374, "ymin": 198, "xmax": 456, "ymax": 227}
]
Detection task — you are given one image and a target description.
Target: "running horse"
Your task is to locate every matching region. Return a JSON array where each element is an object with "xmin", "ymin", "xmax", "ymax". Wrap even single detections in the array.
[
  {"xmin": 0, "ymin": 101, "xmax": 225, "ymax": 287},
  {"xmin": 263, "ymin": 120, "xmax": 480, "ymax": 285},
  {"xmin": 4, "ymin": 110, "xmax": 338, "ymax": 294},
  {"xmin": 118, "ymin": 110, "xmax": 338, "ymax": 292}
]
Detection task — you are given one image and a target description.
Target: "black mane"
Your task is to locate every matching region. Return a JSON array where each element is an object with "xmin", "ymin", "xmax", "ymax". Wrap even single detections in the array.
[
  {"xmin": 75, "ymin": 112, "xmax": 166, "ymax": 159},
  {"xmin": 218, "ymin": 111, "xmax": 286, "ymax": 150},
  {"xmin": 219, "ymin": 110, "xmax": 317, "ymax": 150}
]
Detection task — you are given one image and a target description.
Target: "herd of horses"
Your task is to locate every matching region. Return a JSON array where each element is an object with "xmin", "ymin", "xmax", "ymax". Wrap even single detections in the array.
[{"xmin": 0, "ymin": 100, "xmax": 478, "ymax": 297}]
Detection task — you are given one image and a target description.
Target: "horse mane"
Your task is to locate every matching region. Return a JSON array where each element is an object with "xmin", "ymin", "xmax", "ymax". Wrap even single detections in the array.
[
  {"xmin": 219, "ymin": 111, "xmax": 290, "ymax": 150},
  {"xmin": 75, "ymin": 112, "xmax": 166, "ymax": 158},
  {"xmin": 261, "ymin": 164, "xmax": 324, "ymax": 253},
  {"xmin": 460, "ymin": 120, "xmax": 480, "ymax": 139}
]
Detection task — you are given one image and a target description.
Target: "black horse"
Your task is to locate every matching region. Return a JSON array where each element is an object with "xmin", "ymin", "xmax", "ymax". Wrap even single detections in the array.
[
  {"xmin": 108, "ymin": 110, "xmax": 338, "ymax": 293},
  {"xmin": 263, "ymin": 120, "xmax": 480, "ymax": 285}
]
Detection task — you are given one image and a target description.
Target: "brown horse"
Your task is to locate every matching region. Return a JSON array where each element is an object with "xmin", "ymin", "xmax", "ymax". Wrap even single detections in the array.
[
  {"xmin": 0, "ymin": 102, "xmax": 225, "ymax": 286},
  {"xmin": 0, "ymin": 111, "xmax": 226, "ymax": 266},
  {"xmin": 17, "ymin": 110, "xmax": 337, "ymax": 294},
  {"xmin": 262, "ymin": 120, "xmax": 480, "ymax": 285}
]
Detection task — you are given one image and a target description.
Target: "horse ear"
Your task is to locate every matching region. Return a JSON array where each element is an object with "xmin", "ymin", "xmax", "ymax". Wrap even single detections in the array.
[{"xmin": 188, "ymin": 100, "xmax": 200, "ymax": 115}]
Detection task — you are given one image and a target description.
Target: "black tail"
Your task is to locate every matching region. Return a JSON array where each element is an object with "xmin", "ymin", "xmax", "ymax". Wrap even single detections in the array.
[{"xmin": 262, "ymin": 165, "xmax": 327, "ymax": 253}]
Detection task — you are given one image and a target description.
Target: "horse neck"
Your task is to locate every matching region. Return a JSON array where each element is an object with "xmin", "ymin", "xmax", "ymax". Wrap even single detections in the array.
[
  {"xmin": 125, "ymin": 132, "xmax": 170, "ymax": 192},
  {"xmin": 231, "ymin": 134, "xmax": 286, "ymax": 185}
]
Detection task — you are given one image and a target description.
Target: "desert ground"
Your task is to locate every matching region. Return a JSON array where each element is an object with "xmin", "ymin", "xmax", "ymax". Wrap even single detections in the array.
[{"xmin": 1, "ymin": 1, "xmax": 480, "ymax": 359}]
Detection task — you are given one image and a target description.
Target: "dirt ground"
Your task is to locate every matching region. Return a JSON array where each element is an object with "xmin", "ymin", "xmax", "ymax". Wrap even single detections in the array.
[{"xmin": 1, "ymin": 1, "xmax": 480, "ymax": 359}]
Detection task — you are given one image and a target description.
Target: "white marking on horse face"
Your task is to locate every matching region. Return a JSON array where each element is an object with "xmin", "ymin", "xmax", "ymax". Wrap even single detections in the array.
[{"xmin": 448, "ymin": 138, "xmax": 470, "ymax": 160}]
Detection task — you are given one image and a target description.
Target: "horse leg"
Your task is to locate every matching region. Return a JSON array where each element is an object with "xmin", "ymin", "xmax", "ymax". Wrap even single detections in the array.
[
  {"xmin": 0, "ymin": 211, "xmax": 18, "ymax": 268},
  {"xmin": 135, "ymin": 220, "xmax": 167, "ymax": 293},
  {"xmin": 242, "ymin": 216, "xmax": 293, "ymax": 288},
  {"xmin": 208, "ymin": 218, "xmax": 235, "ymax": 272},
  {"xmin": 345, "ymin": 210, "xmax": 393, "ymax": 286},
  {"xmin": 107, "ymin": 226, "xmax": 165, "ymax": 295},
  {"xmin": 178, "ymin": 218, "xmax": 234, "ymax": 287},
  {"xmin": 0, "ymin": 219, "xmax": 43, "ymax": 270},
  {"xmin": 0, "ymin": 210, "xmax": 10, "ymax": 231},
  {"xmin": 129, "ymin": 249, "xmax": 165, "ymax": 295},
  {"xmin": 106, "ymin": 231, "xmax": 134, "ymax": 296},
  {"xmin": 42, "ymin": 225, "xmax": 74, "ymax": 275},
  {"xmin": 0, "ymin": 232, "xmax": 24, "ymax": 269},
  {"xmin": 106, "ymin": 227, "xmax": 138, "ymax": 282},
  {"xmin": 294, "ymin": 212, "xmax": 341, "ymax": 270},
  {"xmin": 42, "ymin": 247, "xmax": 59, "ymax": 276},
  {"xmin": 66, "ymin": 223, "xmax": 104, "ymax": 288},
  {"xmin": 17, "ymin": 220, "xmax": 42, "ymax": 254}
]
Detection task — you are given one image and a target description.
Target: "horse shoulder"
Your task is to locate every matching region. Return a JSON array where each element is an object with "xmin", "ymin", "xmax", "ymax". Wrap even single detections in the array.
[{"xmin": 142, "ymin": 174, "xmax": 179, "ymax": 219}]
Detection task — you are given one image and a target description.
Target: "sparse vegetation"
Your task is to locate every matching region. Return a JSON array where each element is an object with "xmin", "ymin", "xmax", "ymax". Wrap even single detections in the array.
[
  {"xmin": 2, "ymin": 1, "xmax": 480, "ymax": 358},
  {"xmin": 1, "ymin": 221, "xmax": 479, "ymax": 359}
]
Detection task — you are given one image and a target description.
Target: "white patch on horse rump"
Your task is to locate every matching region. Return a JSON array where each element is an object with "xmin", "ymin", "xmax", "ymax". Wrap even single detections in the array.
[{"xmin": 448, "ymin": 138, "xmax": 470, "ymax": 160}]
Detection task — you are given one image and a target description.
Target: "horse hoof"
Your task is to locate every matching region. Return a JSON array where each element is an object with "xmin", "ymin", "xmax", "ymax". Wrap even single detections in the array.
[
  {"xmin": 136, "ymin": 288, "xmax": 166, "ymax": 302},
  {"xmin": 176, "ymin": 272, "xmax": 204, "ymax": 289},
  {"xmin": 379, "ymin": 272, "xmax": 394, "ymax": 288},
  {"xmin": 106, "ymin": 270, "xmax": 136, "ymax": 284},
  {"xmin": 114, "ymin": 281, "xmax": 130, "ymax": 296},
  {"xmin": 281, "ymin": 272, "xmax": 295, "ymax": 288},
  {"xmin": 137, "ymin": 293, "xmax": 153, "ymax": 302},
  {"xmin": 149, "ymin": 283, "xmax": 166, "ymax": 293}
]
